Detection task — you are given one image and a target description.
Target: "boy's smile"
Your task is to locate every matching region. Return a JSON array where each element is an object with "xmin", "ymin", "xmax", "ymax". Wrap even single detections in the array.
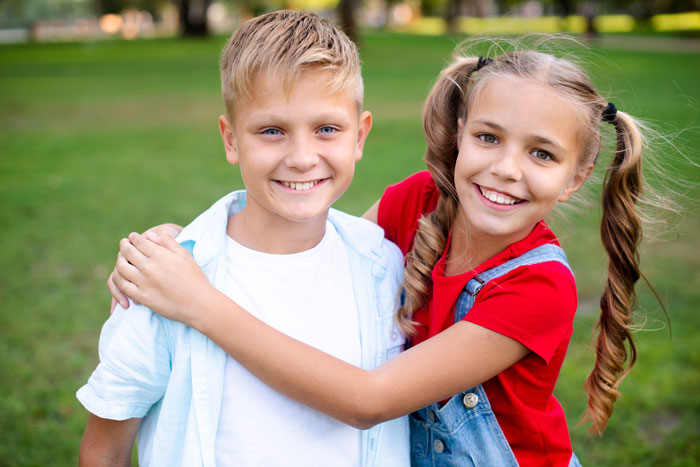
[
  {"xmin": 219, "ymin": 69, "xmax": 372, "ymax": 253},
  {"xmin": 451, "ymin": 76, "xmax": 592, "ymax": 260}
]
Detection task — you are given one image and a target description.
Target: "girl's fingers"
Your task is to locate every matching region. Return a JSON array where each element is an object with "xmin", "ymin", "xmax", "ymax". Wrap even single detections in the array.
[
  {"xmin": 115, "ymin": 251, "xmax": 142, "ymax": 285},
  {"xmin": 107, "ymin": 268, "xmax": 130, "ymax": 310},
  {"xmin": 146, "ymin": 223, "xmax": 182, "ymax": 238},
  {"xmin": 127, "ymin": 232, "xmax": 160, "ymax": 258},
  {"xmin": 120, "ymin": 237, "xmax": 149, "ymax": 266},
  {"xmin": 146, "ymin": 231, "xmax": 188, "ymax": 256}
]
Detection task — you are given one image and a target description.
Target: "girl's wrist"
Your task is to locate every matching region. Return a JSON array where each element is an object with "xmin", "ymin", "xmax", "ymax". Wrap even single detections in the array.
[{"xmin": 188, "ymin": 286, "xmax": 230, "ymax": 335}]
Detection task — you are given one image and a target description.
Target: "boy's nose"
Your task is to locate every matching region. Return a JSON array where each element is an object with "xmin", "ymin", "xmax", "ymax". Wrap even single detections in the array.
[
  {"xmin": 286, "ymin": 136, "xmax": 320, "ymax": 171},
  {"xmin": 490, "ymin": 149, "xmax": 523, "ymax": 182}
]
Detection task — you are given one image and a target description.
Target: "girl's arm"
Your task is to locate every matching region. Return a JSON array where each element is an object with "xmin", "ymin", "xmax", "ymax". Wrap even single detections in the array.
[
  {"xmin": 116, "ymin": 232, "xmax": 528, "ymax": 429},
  {"xmin": 361, "ymin": 199, "xmax": 381, "ymax": 223}
]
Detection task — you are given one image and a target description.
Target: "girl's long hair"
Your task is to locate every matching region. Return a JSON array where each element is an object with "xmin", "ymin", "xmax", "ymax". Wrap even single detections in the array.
[{"xmin": 399, "ymin": 48, "xmax": 655, "ymax": 434}]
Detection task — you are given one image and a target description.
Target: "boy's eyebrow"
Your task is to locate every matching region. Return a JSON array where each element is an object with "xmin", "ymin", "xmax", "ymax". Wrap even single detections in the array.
[
  {"xmin": 471, "ymin": 119, "xmax": 566, "ymax": 152},
  {"xmin": 247, "ymin": 110, "xmax": 353, "ymax": 125}
]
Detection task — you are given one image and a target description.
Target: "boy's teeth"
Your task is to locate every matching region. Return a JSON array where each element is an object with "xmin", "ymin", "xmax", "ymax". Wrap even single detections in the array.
[
  {"xmin": 480, "ymin": 187, "xmax": 519, "ymax": 205},
  {"xmin": 281, "ymin": 180, "xmax": 320, "ymax": 191}
]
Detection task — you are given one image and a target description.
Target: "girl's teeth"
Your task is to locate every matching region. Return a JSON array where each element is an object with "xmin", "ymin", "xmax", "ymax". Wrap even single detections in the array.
[{"xmin": 481, "ymin": 188, "xmax": 518, "ymax": 205}]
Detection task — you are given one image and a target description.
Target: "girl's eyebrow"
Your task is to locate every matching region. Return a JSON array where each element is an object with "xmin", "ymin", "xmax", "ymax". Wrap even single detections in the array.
[
  {"xmin": 471, "ymin": 119, "xmax": 504, "ymax": 132},
  {"xmin": 472, "ymin": 119, "xmax": 566, "ymax": 153},
  {"xmin": 531, "ymin": 135, "xmax": 565, "ymax": 153}
]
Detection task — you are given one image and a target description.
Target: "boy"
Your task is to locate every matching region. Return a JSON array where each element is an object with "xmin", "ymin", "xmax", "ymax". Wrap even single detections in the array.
[{"xmin": 77, "ymin": 10, "xmax": 409, "ymax": 466}]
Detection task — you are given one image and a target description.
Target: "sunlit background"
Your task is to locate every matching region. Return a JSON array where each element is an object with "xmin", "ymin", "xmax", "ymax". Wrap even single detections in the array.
[
  {"xmin": 0, "ymin": 0, "xmax": 699, "ymax": 42},
  {"xmin": 1, "ymin": 0, "xmax": 699, "ymax": 465}
]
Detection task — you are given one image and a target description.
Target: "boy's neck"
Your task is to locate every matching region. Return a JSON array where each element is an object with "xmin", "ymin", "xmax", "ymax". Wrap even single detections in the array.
[{"xmin": 226, "ymin": 207, "xmax": 329, "ymax": 254}]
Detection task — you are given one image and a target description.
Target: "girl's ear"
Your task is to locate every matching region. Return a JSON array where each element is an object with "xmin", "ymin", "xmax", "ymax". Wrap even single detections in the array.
[
  {"xmin": 559, "ymin": 163, "xmax": 594, "ymax": 202},
  {"xmin": 219, "ymin": 115, "xmax": 238, "ymax": 165}
]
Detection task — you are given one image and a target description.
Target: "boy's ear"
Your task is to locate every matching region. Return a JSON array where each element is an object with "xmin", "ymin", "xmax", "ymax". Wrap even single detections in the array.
[
  {"xmin": 219, "ymin": 115, "xmax": 238, "ymax": 165},
  {"xmin": 559, "ymin": 163, "xmax": 594, "ymax": 202},
  {"xmin": 354, "ymin": 111, "xmax": 373, "ymax": 162}
]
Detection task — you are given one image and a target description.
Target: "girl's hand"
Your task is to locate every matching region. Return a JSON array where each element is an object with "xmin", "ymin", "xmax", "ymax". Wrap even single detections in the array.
[
  {"xmin": 107, "ymin": 224, "xmax": 182, "ymax": 312},
  {"xmin": 112, "ymin": 231, "xmax": 214, "ymax": 327}
]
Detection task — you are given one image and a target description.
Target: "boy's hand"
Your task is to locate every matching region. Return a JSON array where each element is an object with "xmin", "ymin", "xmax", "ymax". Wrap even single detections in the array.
[
  {"xmin": 108, "ymin": 223, "xmax": 182, "ymax": 312},
  {"xmin": 114, "ymin": 231, "xmax": 214, "ymax": 327}
]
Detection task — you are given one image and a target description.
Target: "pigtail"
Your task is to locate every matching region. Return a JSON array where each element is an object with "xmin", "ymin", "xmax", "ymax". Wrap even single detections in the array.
[
  {"xmin": 584, "ymin": 109, "xmax": 645, "ymax": 434},
  {"xmin": 397, "ymin": 57, "xmax": 479, "ymax": 335}
]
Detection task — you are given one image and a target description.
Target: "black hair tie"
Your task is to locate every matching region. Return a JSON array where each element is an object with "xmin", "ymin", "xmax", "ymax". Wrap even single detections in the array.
[
  {"xmin": 602, "ymin": 102, "xmax": 617, "ymax": 123},
  {"xmin": 476, "ymin": 56, "xmax": 493, "ymax": 71}
]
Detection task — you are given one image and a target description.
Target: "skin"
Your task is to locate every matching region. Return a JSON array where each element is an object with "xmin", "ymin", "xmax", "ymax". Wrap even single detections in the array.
[
  {"xmin": 109, "ymin": 76, "xmax": 593, "ymax": 429},
  {"xmin": 79, "ymin": 415, "xmax": 139, "ymax": 466}
]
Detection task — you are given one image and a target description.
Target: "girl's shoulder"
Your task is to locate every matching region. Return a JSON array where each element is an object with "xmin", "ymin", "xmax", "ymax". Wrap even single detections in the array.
[{"xmin": 378, "ymin": 171, "xmax": 440, "ymax": 254}]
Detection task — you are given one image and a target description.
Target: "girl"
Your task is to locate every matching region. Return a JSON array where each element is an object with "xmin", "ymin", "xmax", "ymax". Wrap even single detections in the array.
[{"xmin": 111, "ymin": 49, "xmax": 654, "ymax": 466}]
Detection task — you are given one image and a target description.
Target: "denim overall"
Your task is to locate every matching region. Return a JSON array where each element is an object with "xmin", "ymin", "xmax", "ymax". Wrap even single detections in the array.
[{"xmin": 409, "ymin": 244, "xmax": 582, "ymax": 467}]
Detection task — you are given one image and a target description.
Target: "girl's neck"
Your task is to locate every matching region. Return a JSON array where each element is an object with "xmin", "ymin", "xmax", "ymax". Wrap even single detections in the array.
[{"xmin": 443, "ymin": 214, "xmax": 534, "ymax": 277}]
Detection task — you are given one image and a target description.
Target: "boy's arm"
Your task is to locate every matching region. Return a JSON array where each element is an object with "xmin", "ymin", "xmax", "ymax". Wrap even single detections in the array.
[{"xmin": 79, "ymin": 415, "xmax": 140, "ymax": 467}]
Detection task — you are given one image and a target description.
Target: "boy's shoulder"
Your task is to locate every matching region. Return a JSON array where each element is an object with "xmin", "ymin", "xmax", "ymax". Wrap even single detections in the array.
[{"xmin": 327, "ymin": 208, "xmax": 403, "ymax": 279}]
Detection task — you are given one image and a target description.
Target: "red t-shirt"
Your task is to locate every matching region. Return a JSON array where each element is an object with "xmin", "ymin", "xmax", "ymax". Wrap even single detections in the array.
[{"xmin": 378, "ymin": 171, "xmax": 577, "ymax": 467}]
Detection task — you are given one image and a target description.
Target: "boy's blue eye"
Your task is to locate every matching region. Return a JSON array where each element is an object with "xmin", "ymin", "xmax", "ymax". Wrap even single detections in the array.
[
  {"xmin": 262, "ymin": 128, "xmax": 281, "ymax": 136},
  {"xmin": 478, "ymin": 134, "xmax": 498, "ymax": 144},
  {"xmin": 318, "ymin": 126, "xmax": 337, "ymax": 134},
  {"xmin": 533, "ymin": 149, "xmax": 553, "ymax": 161}
]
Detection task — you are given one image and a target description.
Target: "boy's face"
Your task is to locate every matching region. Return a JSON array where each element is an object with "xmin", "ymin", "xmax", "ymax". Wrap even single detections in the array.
[{"xmin": 220, "ymin": 69, "xmax": 371, "ymax": 232}]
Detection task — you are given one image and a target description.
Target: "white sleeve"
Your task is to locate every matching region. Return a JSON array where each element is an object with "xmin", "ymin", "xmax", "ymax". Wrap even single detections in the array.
[{"xmin": 76, "ymin": 304, "xmax": 172, "ymax": 420}]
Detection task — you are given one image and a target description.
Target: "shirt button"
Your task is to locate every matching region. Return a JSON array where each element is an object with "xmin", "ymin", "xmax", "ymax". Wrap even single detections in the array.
[
  {"xmin": 463, "ymin": 392, "xmax": 479, "ymax": 409},
  {"xmin": 391, "ymin": 330, "xmax": 399, "ymax": 340},
  {"xmin": 433, "ymin": 439, "xmax": 445, "ymax": 453},
  {"xmin": 427, "ymin": 410, "xmax": 436, "ymax": 423}
]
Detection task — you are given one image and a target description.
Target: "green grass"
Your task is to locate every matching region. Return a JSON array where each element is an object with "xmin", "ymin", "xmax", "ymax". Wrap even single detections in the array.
[{"xmin": 1, "ymin": 32, "xmax": 698, "ymax": 465}]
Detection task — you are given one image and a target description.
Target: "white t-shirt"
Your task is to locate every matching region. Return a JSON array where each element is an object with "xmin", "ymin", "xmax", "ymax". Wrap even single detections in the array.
[{"xmin": 215, "ymin": 221, "xmax": 362, "ymax": 466}]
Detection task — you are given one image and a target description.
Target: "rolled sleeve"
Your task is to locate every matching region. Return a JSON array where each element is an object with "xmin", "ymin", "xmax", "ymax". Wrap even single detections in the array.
[{"xmin": 77, "ymin": 304, "xmax": 172, "ymax": 420}]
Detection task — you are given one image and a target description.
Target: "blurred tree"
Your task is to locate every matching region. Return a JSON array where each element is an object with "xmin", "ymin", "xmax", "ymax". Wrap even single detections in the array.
[
  {"xmin": 177, "ymin": 0, "xmax": 211, "ymax": 35},
  {"xmin": 94, "ymin": 0, "xmax": 211, "ymax": 35},
  {"xmin": 336, "ymin": 0, "xmax": 357, "ymax": 42},
  {"xmin": 0, "ymin": 0, "xmax": 93, "ymax": 28},
  {"xmin": 443, "ymin": 0, "xmax": 485, "ymax": 33}
]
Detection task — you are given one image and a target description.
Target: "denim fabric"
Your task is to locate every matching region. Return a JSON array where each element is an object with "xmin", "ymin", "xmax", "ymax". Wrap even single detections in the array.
[
  {"xmin": 77, "ymin": 190, "xmax": 409, "ymax": 467},
  {"xmin": 410, "ymin": 244, "xmax": 577, "ymax": 467}
]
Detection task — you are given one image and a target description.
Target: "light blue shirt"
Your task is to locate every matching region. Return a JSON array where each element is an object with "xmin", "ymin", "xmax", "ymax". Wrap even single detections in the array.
[{"xmin": 77, "ymin": 190, "xmax": 410, "ymax": 466}]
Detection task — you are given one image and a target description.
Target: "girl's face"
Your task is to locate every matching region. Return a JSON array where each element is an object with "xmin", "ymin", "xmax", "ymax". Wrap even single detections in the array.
[{"xmin": 454, "ymin": 76, "xmax": 592, "ymax": 249}]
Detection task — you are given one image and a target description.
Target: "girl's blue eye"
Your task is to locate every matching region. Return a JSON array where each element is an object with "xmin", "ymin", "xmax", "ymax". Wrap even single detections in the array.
[
  {"xmin": 533, "ymin": 149, "xmax": 553, "ymax": 161},
  {"xmin": 478, "ymin": 134, "xmax": 498, "ymax": 144}
]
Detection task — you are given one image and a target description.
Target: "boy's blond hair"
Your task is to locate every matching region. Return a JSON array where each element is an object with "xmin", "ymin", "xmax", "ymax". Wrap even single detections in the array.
[{"xmin": 220, "ymin": 10, "xmax": 363, "ymax": 118}]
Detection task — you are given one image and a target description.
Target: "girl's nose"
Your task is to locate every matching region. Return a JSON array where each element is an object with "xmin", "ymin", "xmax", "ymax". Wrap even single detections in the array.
[
  {"xmin": 490, "ymin": 149, "xmax": 523, "ymax": 182},
  {"xmin": 286, "ymin": 136, "xmax": 320, "ymax": 171}
]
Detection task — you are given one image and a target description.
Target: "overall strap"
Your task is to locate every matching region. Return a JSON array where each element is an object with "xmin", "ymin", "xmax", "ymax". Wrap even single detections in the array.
[{"xmin": 454, "ymin": 243, "xmax": 570, "ymax": 323}]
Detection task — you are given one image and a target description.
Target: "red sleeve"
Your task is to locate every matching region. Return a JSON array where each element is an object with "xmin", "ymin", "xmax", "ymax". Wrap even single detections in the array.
[
  {"xmin": 465, "ymin": 262, "xmax": 577, "ymax": 363},
  {"xmin": 377, "ymin": 171, "xmax": 440, "ymax": 256}
]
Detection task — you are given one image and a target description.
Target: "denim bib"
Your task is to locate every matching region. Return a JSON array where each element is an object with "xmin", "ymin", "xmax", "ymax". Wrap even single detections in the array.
[{"xmin": 409, "ymin": 244, "xmax": 581, "ymax": 466}]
